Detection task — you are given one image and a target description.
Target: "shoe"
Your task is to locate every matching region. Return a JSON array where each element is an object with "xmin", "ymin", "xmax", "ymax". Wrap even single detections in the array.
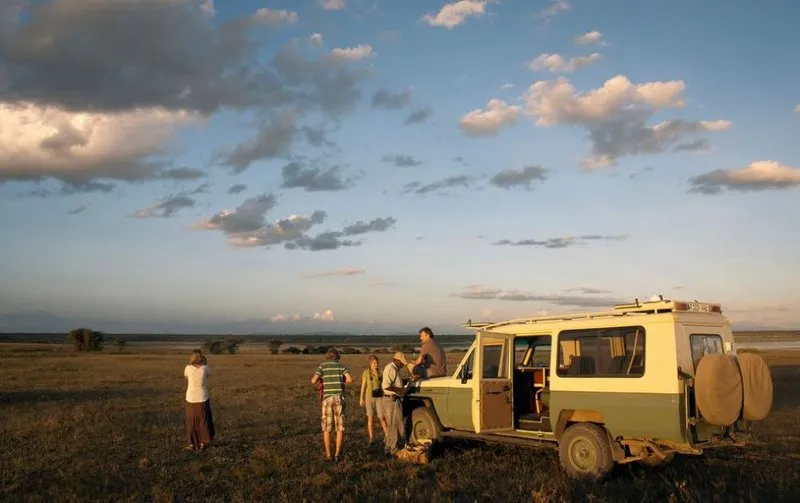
[{"xmin": 184, "ymin": 444, "xmax": 195, "ymax": 451}]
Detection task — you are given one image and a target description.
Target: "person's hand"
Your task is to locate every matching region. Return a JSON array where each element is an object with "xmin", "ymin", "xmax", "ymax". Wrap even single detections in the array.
[{"xmin": 359, "ymin": 399, "xmax": 364, "ymax": 407}]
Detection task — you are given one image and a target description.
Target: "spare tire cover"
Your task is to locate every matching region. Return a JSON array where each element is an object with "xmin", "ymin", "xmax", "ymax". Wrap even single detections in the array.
[
  {"xmin": 695, "ymin": 353, "xmax": 743, "ymax": 426},
  {"xmin": 737, "ymin": 352, "xmax": 773, "ymax": 421}
]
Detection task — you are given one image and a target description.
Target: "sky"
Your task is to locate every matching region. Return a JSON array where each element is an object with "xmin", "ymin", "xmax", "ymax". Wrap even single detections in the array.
[{"xmin": 0, "ymin": 0, "xmax": 798, "ymax": 334}]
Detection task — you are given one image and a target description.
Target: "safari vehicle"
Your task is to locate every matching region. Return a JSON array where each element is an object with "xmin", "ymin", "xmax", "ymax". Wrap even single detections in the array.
[{"xmin": 403, "ymin": 297, "xmax": 774, "ymax": 480}]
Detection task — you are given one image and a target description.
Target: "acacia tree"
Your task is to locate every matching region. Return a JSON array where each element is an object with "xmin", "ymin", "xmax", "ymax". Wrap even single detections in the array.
[
  {"xmin": 67, "ymin": 328, "xmax": 104, "ymax": 351},
  {"xmin": 267, "ymin": 339, "xmax": 283, "ymax": 355}
]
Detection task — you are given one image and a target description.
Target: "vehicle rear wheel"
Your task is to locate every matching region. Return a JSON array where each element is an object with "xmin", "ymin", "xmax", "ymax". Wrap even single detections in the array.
[
  {"xmin": 558, "ymin": 423, "xmax": 615, "ymax": 481},
  {"xmin": 409, "ymin": 407, "xmax": 442, "ymax": 445}
]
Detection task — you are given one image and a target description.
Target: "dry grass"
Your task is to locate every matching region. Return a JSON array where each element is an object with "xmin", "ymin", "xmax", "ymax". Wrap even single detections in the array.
[{"xmin": 1, "ymin": 344, "xmax": 799, "ymax": 502}]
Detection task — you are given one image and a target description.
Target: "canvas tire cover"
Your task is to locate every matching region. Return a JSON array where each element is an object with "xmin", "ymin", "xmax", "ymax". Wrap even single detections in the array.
[
  {"xmin": 737, "ymin": 352, "xmax": 773, "ymax": 421},
  {"xmin": 695, "ymin": 353, "xmax": 743, "ymax": 426}
]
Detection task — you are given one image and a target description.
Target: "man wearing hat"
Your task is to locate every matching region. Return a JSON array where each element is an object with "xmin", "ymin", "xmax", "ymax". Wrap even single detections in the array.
[{"xmin": 381, "ymin": 351, "xmax": 409, "ymax": 456}]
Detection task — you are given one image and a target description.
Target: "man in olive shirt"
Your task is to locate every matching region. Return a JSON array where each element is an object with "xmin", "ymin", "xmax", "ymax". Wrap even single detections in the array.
[{"xmin": 413, "ymin": 326, "xmax": 447, "ymax": 378}]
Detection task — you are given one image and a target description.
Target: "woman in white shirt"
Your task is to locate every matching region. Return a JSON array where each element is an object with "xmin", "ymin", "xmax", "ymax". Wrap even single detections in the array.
[{"xmin": 184, "ymin": 349, "xmax": 215, "ymax": 451}]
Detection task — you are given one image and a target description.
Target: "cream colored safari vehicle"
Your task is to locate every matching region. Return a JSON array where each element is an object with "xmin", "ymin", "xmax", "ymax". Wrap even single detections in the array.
[{"xmin": 404, "ymin": 297, "xmax": 774, "ymax": 480}]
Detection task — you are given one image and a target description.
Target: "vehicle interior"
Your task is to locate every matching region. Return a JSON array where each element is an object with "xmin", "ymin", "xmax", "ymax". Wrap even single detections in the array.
[{"xmin": 513, "ymin": 335, "xmax": 553, "ymax": 432}]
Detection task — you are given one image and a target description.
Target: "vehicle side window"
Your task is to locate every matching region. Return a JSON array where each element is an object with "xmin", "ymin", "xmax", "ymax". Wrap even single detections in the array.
[
  {"xmin": 556, "ymin": 326, "xmax": 645, "ymax": 378},
  {"xmin": 530, "ymin": 344, "xmax": 552, "ymax": 367},
  {"xmin": 690, "ymin": 334, "xmax": 723, "ymax": 369},
  {"xmin": 460, "ymin": 350, "xmax": 475, "ymax": 380},
  {"xmin": 482, "ymin": 343, "xmax": 507, "ymax": 378}
]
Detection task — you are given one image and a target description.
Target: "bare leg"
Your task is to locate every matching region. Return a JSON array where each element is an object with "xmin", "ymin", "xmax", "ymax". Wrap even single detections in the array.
[
  {"xmin": 379, "ymin": 415, "xmax": 388, "ymax": 437},
  {"xmin": 367, "ymin": 415, "xmax": 374, "ymax": 442},
  {"xmin": 323, "ymin": 431, "xmax": 332, "ymax": 459},
  {"xmin": 335, "ymin": 430, "xmax": 344, "ymax": 457}
]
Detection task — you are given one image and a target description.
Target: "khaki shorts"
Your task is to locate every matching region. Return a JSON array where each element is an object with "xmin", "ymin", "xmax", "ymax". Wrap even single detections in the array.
[{"xmin": 321, "ymin": 395, "xmax": 345, "ymax": 432}]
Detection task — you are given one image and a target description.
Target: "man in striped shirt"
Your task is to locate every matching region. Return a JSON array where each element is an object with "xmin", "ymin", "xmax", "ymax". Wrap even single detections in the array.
[{"xmin": 311, "ymin": 348, "xmax": 353, "ymax": 462}]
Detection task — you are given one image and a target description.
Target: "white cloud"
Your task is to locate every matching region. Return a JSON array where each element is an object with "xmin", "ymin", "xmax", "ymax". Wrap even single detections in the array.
[
  {"xmin": 575, "ymin": 31, "xmax": 602, "ymax": 45},
  {"xmin": 252, "ymin": 8, "xmax": 298, "ymax": 25},
  {"xmin": 319, "ymin": 0, "xmax": 346, "ymax": 10},
  {"xmin": 199, "ymin": 0, "xmax": 215, "ymax": 16},
  {"xmin": 270, "ymin": 313, "xmax": 302, "ymax": 322},
  {"xmin": 499, "ymin": 83, "xmax": 514, "ymax": 90},
  {"xmin": 313, "ymin": 309, "xmax": 336, "ymax": 321},
  {"xmin": 523, "ymin": 75, "xmax": 686, "ymax": 126},
  {"xmin": 0, "ymin": 102, "xmax": 199, "ymax": 185},
  {"xmin": 539, "ymin": 0, "xmax": 571, "ymax": 19},
  {"xmin": 459, "ymin": 99, "xmax": 522, "ymax": 136},
  {"xmin": 329, "ymin": 44, "xmax": 374, "ymax": 61},
  {"xmin": 309, "ymin": 33, "xmax": 324, "ymax": 47},
  {"xmin": 528, "ymin": 53, "xmax": 601, "ymax": 73},
  {"xmin": 689, "ymin": 160, "xmax": 800, "ymax": 194},
  {"xmin": 422, "ymin": 0, "xmax": 488, "ymax": 29},
  {"xmin": 795, "ymin": 104, "xmax": 800, "ymax": 115}
]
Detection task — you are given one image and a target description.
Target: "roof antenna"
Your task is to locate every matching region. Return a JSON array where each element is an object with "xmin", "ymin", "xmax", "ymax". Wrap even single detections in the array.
[
  {"xmin": 635, "ymin": 298, "xmax": 639, "ymax": 307},
  {"xmin": 659, "ymin": 294, "xmax": 664, "ymax": 301}
]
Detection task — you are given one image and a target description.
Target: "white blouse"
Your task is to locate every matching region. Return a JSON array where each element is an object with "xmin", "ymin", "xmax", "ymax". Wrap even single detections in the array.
[{"xmin": 184, "ymin": 364, "xmax": 211, "ymax": 403}]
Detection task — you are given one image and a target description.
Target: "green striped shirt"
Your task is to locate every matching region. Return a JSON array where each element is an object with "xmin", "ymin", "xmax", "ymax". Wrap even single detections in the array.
[{"xmin": 315, "ymin": 361, "xmax": 350, "ymax": 399}]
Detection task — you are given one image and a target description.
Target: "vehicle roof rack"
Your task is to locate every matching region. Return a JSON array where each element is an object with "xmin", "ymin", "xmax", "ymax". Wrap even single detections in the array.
[{"xmin": 464, "ymin": 298, "xmax": 722, "ymax": 331}]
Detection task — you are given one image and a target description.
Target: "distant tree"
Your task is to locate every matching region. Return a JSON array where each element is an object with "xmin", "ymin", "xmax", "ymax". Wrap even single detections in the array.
[
  {"xmin": 282, "ymin": 346, "xmax": 302, "ymax": 354},
  {"xmin": 202, "ymin": 339, "xmax": 223, "ymax": 355},
  {"xmin": 313, "ymin": 346, "xmax": 329, "ymax": 354},
  {"xmin": 267, "ymin": 339, "xmax": 284, "ymax": 355},
  {"xmin": 222, "ymin": 337, "xmax": 245, "ymax": 354},
  {"xmin": 203, "ymin": 337, "xmax": 244, "ymax": 355},
  {"xmin": 114, "ymin": 338, "xmax": 126, "ymax": 352},
  {"xmin": 66, "ymin": 328, "xmax": 104, "ymax": 352},
  {"xmin": 302, "ymin": 345, "xmax": 315, "ymax": 354}
]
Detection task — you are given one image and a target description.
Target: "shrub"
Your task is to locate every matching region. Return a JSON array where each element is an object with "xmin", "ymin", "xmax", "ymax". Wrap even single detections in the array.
[
  {"xmin": 203, "ymin": 337, "xmax": 245, "ymax": 355},
  {"xmin": 114, "ymin": 338, "xmax": 126, "ymax": 352},
  {"xmin": 283, "ymin": 346, "xmax": 302, "ymax": 354},
  {"xmin": 66, "ymin": 328, "xmax": 104, "ymax": 352}
]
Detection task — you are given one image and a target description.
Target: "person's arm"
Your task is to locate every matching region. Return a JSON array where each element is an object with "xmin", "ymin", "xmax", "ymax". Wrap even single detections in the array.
[
  {"xmin": 415, "ymin": 344, "xmax": 428, "ymax": 366},
  {"xmin": 343, "ymin": 366, "xmax": 353, "ymax": 384},
  {"xmin": 359, "ymin": 371, "xmax": 366, "ymax": 405},
  {"xmin": 311, "ymin": 366, "xmax": 321, "ymax": 384}
]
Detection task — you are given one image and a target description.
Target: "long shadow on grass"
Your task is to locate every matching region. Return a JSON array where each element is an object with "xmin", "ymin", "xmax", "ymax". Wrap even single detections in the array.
[
  {"xmin": 768, "ymin": 365, "xmax": 800, "ymax": 410},
  {"xmin": 0, "ymin": 387, "xmax": 163, "ymax": 405}
]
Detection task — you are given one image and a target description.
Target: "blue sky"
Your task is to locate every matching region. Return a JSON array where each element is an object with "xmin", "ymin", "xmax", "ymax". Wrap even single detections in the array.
[{"xmin": 0, "ymin": 0, "xmax": 798, "ymax": 333}]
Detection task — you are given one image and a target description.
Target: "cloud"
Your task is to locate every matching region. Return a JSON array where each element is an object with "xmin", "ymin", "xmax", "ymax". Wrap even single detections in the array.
[
  {"xmin": 270, "ymin": 309, "xmax": 336, "ymax": 322},
  {"xmin": 521, "ymin": 75, "xmax": 731, "ymax": 167},
  {"xmin": 0, "ymin": 102, "xmax": 201, "ymax": 187},
  {"xmin": 401, "ymin": 175, "xmax": 477, "ymax": 195},
  {"xmin": 193, "ymin": 193, "xmax": 396, "ymax": 250},
  {"xmin": 538, "ymin": 0, "xmax": 571, "ymax": 20},
  {"xmin": 319, "ymin": 0, "xmax": 346, "ymax": 10},
  {"xmin": 460, "ymin": 99, "xmax": 522, "ymax": 136},
  {"xmin": 131, "ymin": 194, "xmax": 197, "ymax": 219},
  {"xmin": 227, "ymin": 184, "xmax": 247, "ymax": 195},
  {"xmin": 159, "ymin": 167, "xmax": 207, "ymax": 181},
  {"xmin": 303, "ymin": 268, "xmax": 366, "ymax": 278},
  {"xmin": 528, "ymin": 53, "xmax": 601, "ymax": 73},
  {"xmin": 575, "ymin": 31, "xmax": 603, "ymax": 45},
  {"xmin": 422, "ymin": 0, "xmax": 489, "ymax": 29},
  {"xmin": 313, "ymin": 309, "xmax": 336, "ymax": 321},
  {"xmin": 489, "ymin": 166, "xmax": 548, "ymax": 190},
  {"xmin": 0, "ymin": 1, "xmax": 371, "ymax": 189},
  {"xmin": 309, "ymin": 33, "xmax": 324, "ymax": 47},
  {"xmin": 563, "ymin": 287, "xmax": 613, "ymax": 295},
  {"xmin": 281, "ymin": 162, "xmax": 357, "ymax": 192},
  {"xmin": 499, "ymin": 83, "xmax": 515, "ymax": 91},
  {"xmin": 405, "ymin": 107, "xmax": 434, "ymax": 125},
  {"xmin": 454, "ymin": 156, "xmax": 469, "ymax": 166},
  {"xmin": 453, "ymin": 285, "xmax": 625, "ymax": 308},
  {"xmin": 688, "ymin": 160, "xmax": 800, "ymax": 194},
  {"xmin": 795, "ymin": 104, "xmax": 800, "ymax": 115},
  {"xmin": 252, "ymin": 8, "xmax": 298, "ymax": 25},
  {"xmin": 674, "ymin": 138, "xmax": 711, "ymax": 152},
  {"xmin": 329, "ymin": 45, "xmax": 374, "ymax": 62},
  {"xmin": 371, "ymin": 89, "xmax": 412, "ymax": 110},
  {"xmin": 382, "ymin": 155, "xmax": 423, "ymax": 167},
  {"xmin": 216, "ymin": 112, "xmax": 299, "ymax": 173},
  {"xmin": 67, "ymin": 205, "xmax": 88, "ymax": 215},
  {"xmin": 492, "ymin": 234, "xmax": 628, "ymax": 248}
]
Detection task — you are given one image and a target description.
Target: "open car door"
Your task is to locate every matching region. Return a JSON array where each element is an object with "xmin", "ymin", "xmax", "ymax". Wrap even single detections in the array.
[{"xmin": 473, "ymin": 331, "xmax": 515, "ymax": 433}]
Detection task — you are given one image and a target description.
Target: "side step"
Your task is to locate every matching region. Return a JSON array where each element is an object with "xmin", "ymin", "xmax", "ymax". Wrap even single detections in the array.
[{"xmin": 441, "ymin": 430, "xmax": 557, "ymax": 448}]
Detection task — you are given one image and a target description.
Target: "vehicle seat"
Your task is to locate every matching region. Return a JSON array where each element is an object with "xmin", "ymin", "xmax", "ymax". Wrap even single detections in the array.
[
  {"xmin": 606, "ymin": 355, "xmax": 626, "ymax": 374},
  {"xmin": 567, "ymin": 356, "xmax": 596, "ymax": 375}
]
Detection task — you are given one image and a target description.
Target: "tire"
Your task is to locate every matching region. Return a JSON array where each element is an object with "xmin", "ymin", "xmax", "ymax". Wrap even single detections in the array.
[
  {"xmin": 409, "ymin": 407, "xmax": 442, "ymax": 445},
  {"xmin": 558, "ymin": 423, "xmax": 615, "ymax": 481},
  {"xmin": 694, "ymin": 353, "xmax": 743, "ymax": 426},
  {"xmin": 737, "ymin": 352, "xmax": 773, "ymax": 421}
]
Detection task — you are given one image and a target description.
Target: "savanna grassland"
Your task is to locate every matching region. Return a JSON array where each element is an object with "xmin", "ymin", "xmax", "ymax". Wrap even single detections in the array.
[{"xmin": 1, "ymin": 343, "xmax": 799, "ymax": 503}]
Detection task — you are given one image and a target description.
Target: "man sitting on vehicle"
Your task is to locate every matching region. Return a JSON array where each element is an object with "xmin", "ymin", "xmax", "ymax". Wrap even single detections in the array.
[{"xmin": 411, "ymin": 326, "xmax": 447, "ymax": 379}]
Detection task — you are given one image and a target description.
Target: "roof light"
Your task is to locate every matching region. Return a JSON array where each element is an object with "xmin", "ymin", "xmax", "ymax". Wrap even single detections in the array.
[{"xmin": 675, "ymin": 301, "xmax": 722, "ymax": 314}]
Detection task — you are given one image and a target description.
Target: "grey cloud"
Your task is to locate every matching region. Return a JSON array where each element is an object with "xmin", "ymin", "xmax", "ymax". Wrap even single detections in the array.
[
  {"xmin": 405, "ymin": 106, "xmax": 433, "ymax": 125},
  {"xmin": 217, "ymin": 112, "xmax": 299, "ymax": 173},
  {"xmin": 382, "ymin": 154, "xmax": 423, "ymax": 167},
  {"xmin": 227, "ymin": 184, "xmax": 247, "ymax": 195},
  {"xmin": 454, "ymin": 286, "xmax": 625, "ymax": 308},
  {"xmin": 493, "ymin": 234, "xmax": 628, "ymax": 248},
  {"xmin": 371, "ymin": 89, "xmax": 412, "ymax": 110},
  {"xmin": 563, "ymin": 287, "xmax": 612, "ymax": 295},
  {"xmin": 342, "ymin": 217, "xmax": 396, "ymax": 236},
  {"xmin": 401, "ymin": 175, "xmax": 477, "ymax": 195},
  {"xmin": 202, "ymin": 193, "xmax": 279, "ymax": 233},
  {"xmin": 674, "ymin": 138, "xmax": 710, "ymax": 152},
  {"xmin": 159, "ymin": 167, "xmax": 207, "ymax": 180},
  {"xmin": 281, "ymin": 161, "xmax": 357, "ymax": 192},
  {"xmin": 489, "ymin": 166, "xmax": 548, "ymax": 190},
  {"xmin": 284, "ymin": 216, "xmax": 396, "ymax": 251},
  {"xmin": 66, "ymin": 205, "xmax": 87, "ymax": 215},
  {"xmin": 22, "ymin": 180, "xmax": 116, "ymax": 198},
  {"xmin": 454, "ymin": 156, "xmax": 469, "ymax": 166},
  {"xmin": 688, "ymin": 169, "xmax": 800, "ymax": 195},
  {"xmin": 131, "ymin": 194, "xmax": 197, "ymax": 219}
]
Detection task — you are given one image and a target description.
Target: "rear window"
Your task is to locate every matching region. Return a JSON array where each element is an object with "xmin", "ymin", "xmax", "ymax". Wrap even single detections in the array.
[{"xmin": 690, "ymin": 334, "xmax": 724, "ymax": 369}]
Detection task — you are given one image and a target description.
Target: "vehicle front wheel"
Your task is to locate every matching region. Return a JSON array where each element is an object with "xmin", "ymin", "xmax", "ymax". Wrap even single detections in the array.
[
  {"xmin": 558, "ymin": 423, "xmax": 615, "ymax": 481},
  {"xmin": 409, "ymin": 407, "xmax": 442, "ymax": 445}
]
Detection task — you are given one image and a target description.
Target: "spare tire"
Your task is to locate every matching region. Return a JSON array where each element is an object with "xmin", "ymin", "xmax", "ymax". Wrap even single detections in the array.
[
  {"xmin": 737, "ymin": 352, "xmax": 773, "ymax": 421},
  {"xmin": 695, "ymin": 353, "xmax": 743, "ymax": 426}
]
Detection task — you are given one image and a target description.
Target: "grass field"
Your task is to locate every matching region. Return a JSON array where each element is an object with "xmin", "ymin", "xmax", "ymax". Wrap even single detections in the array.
[{"xmin": 1, "ymin": 343, "xmax": 799, "ymax": 502}]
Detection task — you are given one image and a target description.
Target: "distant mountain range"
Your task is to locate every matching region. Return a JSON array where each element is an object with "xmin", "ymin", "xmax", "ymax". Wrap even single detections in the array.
[{"xmin": 0, "ymin": 309, "xmax": 473, "ymax": 335}]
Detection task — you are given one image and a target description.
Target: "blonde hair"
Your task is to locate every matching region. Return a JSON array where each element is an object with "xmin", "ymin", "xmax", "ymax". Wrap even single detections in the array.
[{"xmin": 189, "ymin": 349, "xmax": 206, "ymax": 365}]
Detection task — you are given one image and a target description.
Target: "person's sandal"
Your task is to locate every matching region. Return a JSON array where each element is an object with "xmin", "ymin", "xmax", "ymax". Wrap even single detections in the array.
[{"xmin": 185, "ymin": 444, "xmax": 195, "ymax": 451}]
